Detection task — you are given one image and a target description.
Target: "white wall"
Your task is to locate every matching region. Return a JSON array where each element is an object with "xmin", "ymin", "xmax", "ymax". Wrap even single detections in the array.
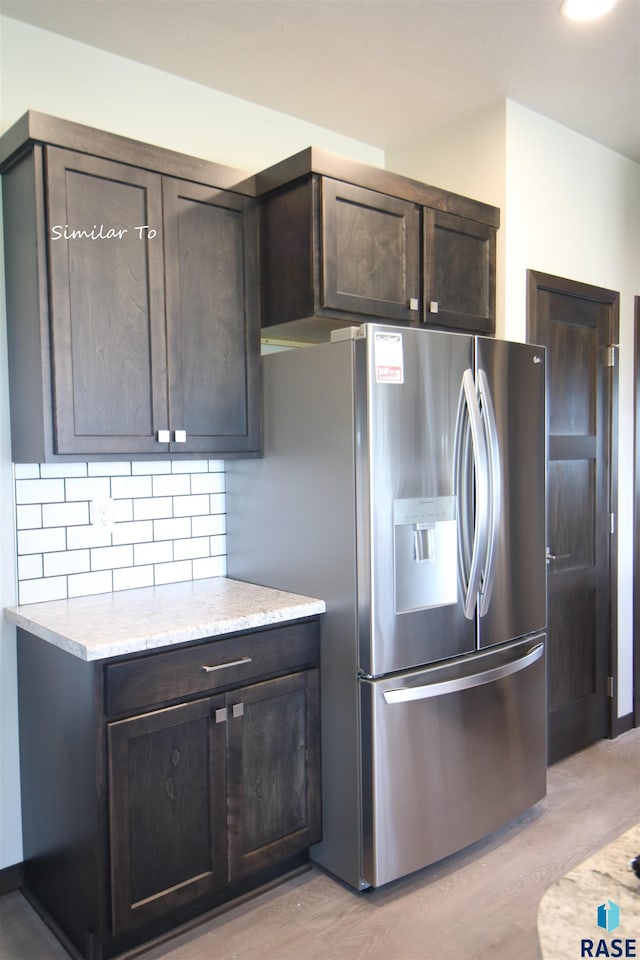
[
  {"xmin": 0, "ymin": 189, "xmax": 20, "ymax": 870},
  {"xmin": 0, "ymin": 17, "xmax": 383, "ymax": 171},
  {"xmin": 0, "ymin": 14, "xmax": 384, "ymax": 870},
  {"xmin": 390, "ymin": 98, "xmax": 640, "ymax": 718}
]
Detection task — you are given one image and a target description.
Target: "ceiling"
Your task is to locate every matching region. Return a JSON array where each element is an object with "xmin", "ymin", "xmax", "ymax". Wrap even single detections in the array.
[{"xmin": 1, "ymin": 0, "xmax": 639, "ymax": 163}]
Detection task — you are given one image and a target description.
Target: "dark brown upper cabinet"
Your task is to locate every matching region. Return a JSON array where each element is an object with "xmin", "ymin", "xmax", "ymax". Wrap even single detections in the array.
[
  {"xmin": 423, "ymin": 208, "xmax": 495, "ymax": 334},
  {"xmin": 0, "ymin": 113, "xmax": 260, "ymax": 461},
  {"xmin": 255, "ymin": 147, "xmax": 499, "ymax": 342},
  {"xmin": 316, "ymin": 178, "xmax": 420, "ymax": 323}
]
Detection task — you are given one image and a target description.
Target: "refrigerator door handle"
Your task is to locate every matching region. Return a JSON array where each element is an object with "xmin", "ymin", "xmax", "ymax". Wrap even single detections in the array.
[
  {"xmin": 382, "ymin": 642, "xmax": 544, "ymax": 704},
  {"xmin": 456, "ymin": 369, "xmax": 489, "ymax": 619},
  {"xmin": 477, "ymin": 369, "xmax": 502, "ymax": 617}
]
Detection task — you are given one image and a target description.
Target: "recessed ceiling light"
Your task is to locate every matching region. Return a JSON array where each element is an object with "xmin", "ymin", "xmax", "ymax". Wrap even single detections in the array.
[{"xmin": 561, "ymin": 0, "xmax": 618, "ymax": 21}]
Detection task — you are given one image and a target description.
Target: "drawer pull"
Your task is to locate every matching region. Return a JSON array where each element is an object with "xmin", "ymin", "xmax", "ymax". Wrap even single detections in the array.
[{"xmin": 201, "ymin": 657, "xmax": 252, "ymax": 674}]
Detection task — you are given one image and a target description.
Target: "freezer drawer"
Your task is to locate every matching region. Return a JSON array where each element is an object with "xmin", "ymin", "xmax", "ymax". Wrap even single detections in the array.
[{"xmin": 360, "ymin": 635, "xmax": 546, "ymax": 887}]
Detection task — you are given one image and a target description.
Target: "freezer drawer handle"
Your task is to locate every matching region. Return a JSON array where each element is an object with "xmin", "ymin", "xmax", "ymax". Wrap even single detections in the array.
[
  {"xmin": 382, "ymin": 643, "xmax": 544, "ymax": 704},
  {"xmin": 201, "ymin": 657, "xmax": 252, "ymax": 673}
]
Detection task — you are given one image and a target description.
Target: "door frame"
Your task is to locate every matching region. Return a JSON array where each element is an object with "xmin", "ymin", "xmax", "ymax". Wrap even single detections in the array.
[
  {"xmin": 634, "ymin": 296, "xmax": 640, "ymax": 728},
  {"xmin": 526, "ymin": 270, "xmax": 619, "ymax": 739}
]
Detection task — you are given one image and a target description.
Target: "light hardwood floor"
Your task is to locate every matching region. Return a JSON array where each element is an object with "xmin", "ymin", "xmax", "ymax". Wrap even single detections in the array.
[{"xmin": 1, "ymin": 727, "xmax": 638, "ymax": 960}]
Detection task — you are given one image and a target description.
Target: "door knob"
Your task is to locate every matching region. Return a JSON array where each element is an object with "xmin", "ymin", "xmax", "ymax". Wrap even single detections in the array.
[{"xmin": 546, "ymin": 550, "xmax": 570, "ymax": 563}]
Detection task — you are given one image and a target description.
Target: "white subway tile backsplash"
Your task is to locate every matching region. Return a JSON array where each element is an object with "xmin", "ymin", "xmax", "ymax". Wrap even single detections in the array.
[
  {"xmin": 91, "ymin": 544, "xmax": 134, "ymax": 571},
  {"xmin": 18, "ymin": 527, "xmax": 66, "ymax": 555},
  {"xmin": 111, "ymin": 475, "xmax": 153, "ymax": 500},
  {"xmin": 113, "ymin": 499, "xmax": 134, "ymax": 523},
  {"xmin": 18, "ymin": 555, "xmax": 43, "ymax": 580},
  {"xmin": 153, "ymin": 517, "xmax": 191, "ymax": 542},
  {"xmin": 65, "ymin": 477, "xmax": 111, "ymax": 502},
  {"xmin": 42, "ymin": 501, "xmax": 89, "ymax": 528},
  {"xmin": 87, "ymin": 462, "xmax": 131, "ymax": 477},
  {"xmin": 14, "ymin": 464, "xmax": 40, "ymax": 479},
  {"xmin": 133, "ymin": 497, "xmax": 173, "ymax": 521},
  {"xmin": 16, "ymin": 505, "xmax": 42, "ymax": 530},
  {"xmin": 131, "ymin": 461, "xmax": 172, "ymax": 475},
  {"xmin": 174, "ymin": 537, "xmax": 210, "ymax": 561},
  {"xmin": 152, "ymin": 473, "xmax": 191, "ymax": 497},
  {"xmin": 193, "ymin": 556, "xmax": 226, "ymax": 579},
  {"xmin": 171, "ymin": 459, "xmax": 209, "ymax": 473},
  {"xmin": 66, "ymin": 525, "xmax": 113, "ymax": 550},
  {"xmin": 134, "ymin": 540, "xmax": 173, "ymax": 567},
  {"xmin": 111, "ymin": 520, "xmax": 153, "ymax": 546},
  {"xmin": 113, "ymin": 565, "xmax": 154, "ymax": 592},
  {"xmin": 173, "ymin": 494, "xmax": 209, "ymax": 518},
  {"xmin": 16, "ymin": 478, "xmax": 65, "ymax": 504},
  {"xmin": 210, "ymin": 535, "xmax": 226, "ymax": 557},
  {"xmin": 154, "ymin": 560, "xmax": 192, "ymax": 585},
  {"xmin": 191, "ymin": 472, "xmax": 225, "ymax": 495},
  {"xmin": 19, "ymin": 576, "xmax": 67, "ymax": 605},
  {"xmin": 192, "ymin": 514, "xmax": 226, "ymax": 537},
  {"xmin": 68, "ymin": 570, "xmax": 113, "ymax": 598},
  {"xmin": 40, "ymin": 463, "xmax": 88, "ymax": 478},
  {"xmin": 13, "ymin": 460, "xmax": 227, "ymax": 603},
  {"xmin": 44, "ymin": 550, "xmax": 91, "ymax": 577}
]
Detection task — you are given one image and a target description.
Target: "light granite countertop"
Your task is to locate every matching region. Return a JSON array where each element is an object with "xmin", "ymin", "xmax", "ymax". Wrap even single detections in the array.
[
  {"xmin": 3, "ymin": 577, "xmax": 325, "ymax": 661},
  {"xmin": 537, "ymin": 823, "xmax": 640, "ymax": 959}
]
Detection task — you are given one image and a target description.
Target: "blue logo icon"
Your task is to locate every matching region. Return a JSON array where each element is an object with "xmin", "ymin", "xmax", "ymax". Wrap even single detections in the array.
[{"xmin": 597, "ymin": 900, "xmax": 620, "ymax": 932}]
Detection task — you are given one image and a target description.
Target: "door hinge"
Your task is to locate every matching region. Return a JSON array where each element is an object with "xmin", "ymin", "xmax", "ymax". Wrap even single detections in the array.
[
  {"xmin": 609, "ymin": 512, "xmax": 615, "ymax": 535},
  {"xmin": 606, "ymin": 345, "xmax": 618, "ymax": 367},
  {"xmin": 607, "ymin": 676, "xmax": 615, "ymax": 698}
]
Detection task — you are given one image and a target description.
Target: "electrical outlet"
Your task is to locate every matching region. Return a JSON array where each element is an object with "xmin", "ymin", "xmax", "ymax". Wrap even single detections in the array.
[{"xmin": 91, "ymin": 498, "xmax": 114, "ymax": 532}]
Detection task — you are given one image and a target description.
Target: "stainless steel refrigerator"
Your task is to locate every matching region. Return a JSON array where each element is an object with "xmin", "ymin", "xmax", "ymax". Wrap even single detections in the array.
[{"xmin": 227, "ymin": 323, "xmax": 547, "ymax": 891}]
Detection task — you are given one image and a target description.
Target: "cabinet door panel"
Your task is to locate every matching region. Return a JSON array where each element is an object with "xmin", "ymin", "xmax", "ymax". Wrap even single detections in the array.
[
  {"xmin": 46, "ymin": 147, "xmax": 169, "ymax": 454},
  {"xmin": 227, "ymin": 670, "xmax": 321, "ymax": 881},
  {"xmin": 321, "ymin": 179, "xmax": 420, "ymax": 322},
  {"xmin": 108, "ymin": 697, "xmax": 226, "ymax": 933},
  {"xmin": 423, "ymin": 209, "xmax": 495, "ymax": 334},
  {"xmin": 163, "ymin": 179, "xmax": 260, "ymax": 454}
]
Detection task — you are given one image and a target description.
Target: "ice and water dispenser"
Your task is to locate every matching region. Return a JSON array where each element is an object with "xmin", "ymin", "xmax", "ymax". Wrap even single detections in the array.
[{"xmin": 393, "ymin": 496, "xmax": 458, "ymax": 613}]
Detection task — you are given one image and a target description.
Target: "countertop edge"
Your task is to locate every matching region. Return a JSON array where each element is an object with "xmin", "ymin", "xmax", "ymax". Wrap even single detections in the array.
[{"xmin": 4, "ymin": 578, "xmax": 325, "ymax": 661}]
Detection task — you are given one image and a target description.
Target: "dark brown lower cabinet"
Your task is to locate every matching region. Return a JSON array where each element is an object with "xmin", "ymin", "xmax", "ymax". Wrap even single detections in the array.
[{"xmin": 17, "ymin": 619, "xmax": 321, "ymax": 960}]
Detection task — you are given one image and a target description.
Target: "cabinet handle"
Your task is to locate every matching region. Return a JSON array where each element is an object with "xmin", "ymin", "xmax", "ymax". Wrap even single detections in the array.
[
  {"xmin": 429, "ymin": 301, "xmax": 439, "ymax": 314},
  {"xmin": 157, "ymin": 429, "xmax": 171, "ymax": 443},
  {"xmin": 409, "ymin": 298, "xmax": 419, "ymax": 311},
  {"xmin": 232, "ymin": 702, "xmax": 244, "ymax": 719},
  {"xmin": 214, "ymin": 707, "xmax": 227, "ymax": 724},
  {"xmin": 201, "ymin": 657, "xmax": 252, "ymax": 673},
  {"xmin": 173, "ymin": 430, "xmax": 187, "ymax": 443}
]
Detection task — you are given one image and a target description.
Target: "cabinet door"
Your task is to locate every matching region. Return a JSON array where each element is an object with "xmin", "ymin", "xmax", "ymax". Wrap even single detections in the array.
[
  {"xmin": 226, "ymin": 670, "xmax": 321, "ymax": 882},
  {"xmin": 163, "ymin": 178, "xmax": 261, "ymax": 454},
  {"xmin": 423, "ymin": 208, "xmax": 496, "ymax": 334},
  {"xmin": 320, "ymin": 179, "xmax": 420, "ymax": 323},
  {"xmin": 108, "ymin": 697, "xmax": 227, "ymax": 933},
  {"xmin": 46, "ymin": 147, "xmax": 170, "ymax": 454}
]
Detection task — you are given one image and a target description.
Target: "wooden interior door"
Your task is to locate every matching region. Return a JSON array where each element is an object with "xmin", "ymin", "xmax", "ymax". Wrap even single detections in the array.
[{"xmin": 527, "ymin": 271, "xmax": 618, "ymax": 764}]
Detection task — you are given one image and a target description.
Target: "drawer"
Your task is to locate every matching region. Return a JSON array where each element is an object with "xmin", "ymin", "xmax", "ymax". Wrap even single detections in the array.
[{"xmin": 104, "ymin": 619, "xmax": 319, "ymax": 716}]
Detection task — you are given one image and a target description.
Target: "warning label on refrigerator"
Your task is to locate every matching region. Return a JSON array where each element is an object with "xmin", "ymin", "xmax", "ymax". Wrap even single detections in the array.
[{"xmin": 374, "ymin": 331, "xmax": 404, "ymax": 383}]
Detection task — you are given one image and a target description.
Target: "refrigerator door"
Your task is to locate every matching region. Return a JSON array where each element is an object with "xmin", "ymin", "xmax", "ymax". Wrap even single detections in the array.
[
  {"xmin": 474, "ymin": 338, "xmax": 547, "ymax": 647},
  {"xmin": 361, "ymin": 326, "xmax": 475, "ymax": 677},
  {"xmin": 360, "ymin": 635, "xmax": 547, "ymax": 887}
]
